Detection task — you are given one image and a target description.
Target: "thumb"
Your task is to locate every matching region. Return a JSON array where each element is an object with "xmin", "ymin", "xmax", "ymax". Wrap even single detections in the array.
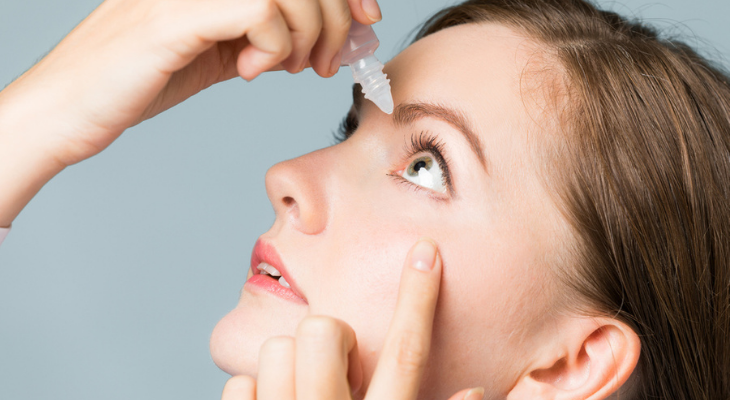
[
  {"xmin": 447, "ymin": 387, "xmax": 485, "ymax": 400},
  {"xmin": 347, "ymin": 0, "xmax": 383, "ymax": 24}
]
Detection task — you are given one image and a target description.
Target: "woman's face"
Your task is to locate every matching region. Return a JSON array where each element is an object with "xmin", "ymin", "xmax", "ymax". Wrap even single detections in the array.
[{"xmin": 211, "ymin": 23, "xmax": 569, "ymax": 399}]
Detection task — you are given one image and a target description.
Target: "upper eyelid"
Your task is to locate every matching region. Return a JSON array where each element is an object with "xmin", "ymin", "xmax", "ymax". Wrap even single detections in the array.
[
  {"xmin": 334, "ymin": 110, "xmax": 456, "ymax": 196},
  {"xmin": 334, "ymin": 110, "xmax": 359, "ymax": 143},
  {"xmin": 400, "ymin": 131, "xmax": 455, "ymax": 196}
]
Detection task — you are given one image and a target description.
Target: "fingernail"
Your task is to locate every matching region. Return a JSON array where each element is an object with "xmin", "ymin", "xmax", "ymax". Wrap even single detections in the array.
[
  {"xmin": 410, "ymin": 239, "xmax": 437, "ymax": 271},
  {"xmin": 330, "ymin": 49, "xmax": 343, "ymax": 76},
  {"xmin": 240, "ymin": 49, "xmax": 270, "ymax": 81},
  {"xmin": 362, "ymin": 0, "xmax": 382, "ymax": 22},
  {"xmin": 298, "ymin": 51, "xmax": 311, "ymax": 73},
  {"xmin": 464, "ymin": 387, "xmax": 485, "ymax": 400}
]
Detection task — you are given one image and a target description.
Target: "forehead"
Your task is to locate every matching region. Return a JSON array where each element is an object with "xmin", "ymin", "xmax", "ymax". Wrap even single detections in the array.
[
  {"xmin": 382, "ymin": 23, "xmax": 552, "ymax": 176},
  {"xmin": 384, "ymin": 23, "xmax": 540, "ymax": 123},
  {"xmin": 380, "ymin": 23, "xmax": 568, "ymax": 241}
]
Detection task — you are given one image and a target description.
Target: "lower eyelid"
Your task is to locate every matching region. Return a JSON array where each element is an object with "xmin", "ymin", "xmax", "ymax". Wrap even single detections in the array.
[{"xmin": 392, "ymin": 176, "xmax": 450, "ymax": 201}]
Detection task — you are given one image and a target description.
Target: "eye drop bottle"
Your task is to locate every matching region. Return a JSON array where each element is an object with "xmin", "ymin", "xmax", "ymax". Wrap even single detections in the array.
[{"xmin": 339, "ymin": 21, "xmax": 394, "ymax": 114}]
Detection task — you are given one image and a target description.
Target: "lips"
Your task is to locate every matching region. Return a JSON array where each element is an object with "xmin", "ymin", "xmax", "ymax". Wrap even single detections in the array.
[{"xmin": 248, "ymin": 239, "xmax": 308, "ymax": 304}]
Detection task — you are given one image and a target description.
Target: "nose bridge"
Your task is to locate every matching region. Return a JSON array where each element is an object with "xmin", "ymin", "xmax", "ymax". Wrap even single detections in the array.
[{"xmin": 265, "ymin": 152, "xmax": 329, "ymax": 235}]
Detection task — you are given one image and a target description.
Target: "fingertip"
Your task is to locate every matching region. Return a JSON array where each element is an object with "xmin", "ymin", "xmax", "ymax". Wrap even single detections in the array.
[
  {"xmin": 361, "ymin": 0, "xmax": 382, "ymax": 23},
  {"xmin": 346, "ymin": 0, "xmax": 380, "ymax": 25},
  {"xmin": 464, "ymin": 387, "xmax": 486, "ymax": 400},
  {"xmin": 445, "ymin": 387, "xmax": 485, "ymax": 400},
  {"xmin": 347, "ymin": 349, "xmax": 364, "ymax": 396},
  {"xmin": 222, "ymin": 375, "xmax": 256, "ymax": 400},
  {"xmin": 308, "ymin": 52, "xmax": 334, "ymax": 78},
  {"xmin": 237, "ymin": 46, "xmax": 281, "ymax": 81},
  {"xmin": 409, "ymin": 238, "xmax": 438, "ymax": 272},
  {"xmin": 329, "ymin": 49, "xmax": 344, "ymax": 77}
]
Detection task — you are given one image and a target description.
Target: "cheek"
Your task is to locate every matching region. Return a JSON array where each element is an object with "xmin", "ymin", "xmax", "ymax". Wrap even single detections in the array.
[
  {"xmin": 307, "ymin": 182, "xmax": 447, "ymax": 385},
  {"xmin": 311, "ymin": 225, "xmax": 416, "ymax": 384},
  {"xmin": 417, "ymin": 215, "xmax": 560, "ymax": 395}
]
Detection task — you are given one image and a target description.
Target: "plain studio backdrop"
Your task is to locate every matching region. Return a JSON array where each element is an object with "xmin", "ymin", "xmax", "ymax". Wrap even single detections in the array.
[{"xmin": 0, "ymin": 0, "xmax": 728, "ymax": 399}]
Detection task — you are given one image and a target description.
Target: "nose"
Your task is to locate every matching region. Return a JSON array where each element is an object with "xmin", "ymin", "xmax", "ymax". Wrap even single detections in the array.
[{"xmin": 264, "ymin": 154, "xmax": 329, "ymax": 235}]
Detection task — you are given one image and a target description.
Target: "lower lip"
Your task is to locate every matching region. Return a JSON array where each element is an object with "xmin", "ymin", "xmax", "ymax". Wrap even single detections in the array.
[{"xmin": 244, "ymin": 274, "xmax": 307, "ymax": 304}]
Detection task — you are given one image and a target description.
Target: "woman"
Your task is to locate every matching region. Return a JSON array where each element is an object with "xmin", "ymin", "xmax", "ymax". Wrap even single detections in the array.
[{"xmin": 1, "ymin": 0, "xmax": 728, "ymax": 399}]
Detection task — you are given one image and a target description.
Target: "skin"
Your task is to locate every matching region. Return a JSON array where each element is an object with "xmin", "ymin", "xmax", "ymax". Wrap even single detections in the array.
[
  {"xmin": 0, "ymin": 0, "xmax": 382, "ymax": 228},
  {"xmin": 219, "ymin": 238, "xmax": 484, "ymax": 400},
  {"xmin": 0, "ymin": 0, "xmax": 642, "ymax": 397},
  {"xmin": 211, "ymin": 23, "xmax": 571, "ymax": 399}
]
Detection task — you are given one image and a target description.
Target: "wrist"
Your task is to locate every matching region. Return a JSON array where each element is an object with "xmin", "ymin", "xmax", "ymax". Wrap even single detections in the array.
[{"xmin": 0, "ymin": 93, "xmax": 67, "ymax": 227}]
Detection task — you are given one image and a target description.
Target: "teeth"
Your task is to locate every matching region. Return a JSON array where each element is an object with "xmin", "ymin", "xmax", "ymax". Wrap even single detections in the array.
[
  {"xmin": 265, "ymin": 265, "xmax": 281, "ymax": 277},
  {"xmin": 256, "ymin": 263, "xmax": 281, "ymax": 277},
  {"xmin": 256, "ymin": 262, "xmax": 290, "ymax": 288}
]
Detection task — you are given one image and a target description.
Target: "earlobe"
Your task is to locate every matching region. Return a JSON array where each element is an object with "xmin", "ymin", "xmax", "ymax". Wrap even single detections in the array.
[{"xmin": 507, "ymin": 317, "xmax": 641, "ymax": 400}]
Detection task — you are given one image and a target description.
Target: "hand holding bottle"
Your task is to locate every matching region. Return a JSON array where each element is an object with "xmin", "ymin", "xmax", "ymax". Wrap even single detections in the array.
[{"xmin": 0, "ymin": 0, "xmax": 382, "ymax": 227}]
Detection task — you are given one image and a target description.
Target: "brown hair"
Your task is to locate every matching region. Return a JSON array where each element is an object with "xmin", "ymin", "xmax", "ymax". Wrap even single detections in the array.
[{"xmin": 413, "ymin": 1, "xmax": 730, "ymax": 399}]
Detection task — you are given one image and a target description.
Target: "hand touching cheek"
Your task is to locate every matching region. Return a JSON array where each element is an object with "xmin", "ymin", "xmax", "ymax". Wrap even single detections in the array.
[{"xmin": 221, "ymin": 239, "xmax": 486, "ymax": 400}]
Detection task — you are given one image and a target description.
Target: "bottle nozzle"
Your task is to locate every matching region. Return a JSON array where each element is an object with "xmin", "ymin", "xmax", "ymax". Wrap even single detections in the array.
[
  {"xmin": 340, "ymin": 22, "xmax": 393, "ymax": 114},
  {"xmin": 349, "ymin": 56, "xmax": 393, "ymax": 114}
]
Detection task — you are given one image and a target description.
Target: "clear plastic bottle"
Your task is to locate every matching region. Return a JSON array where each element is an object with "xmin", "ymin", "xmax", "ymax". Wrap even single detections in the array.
[{"xmin": 339, "ymin": 21, "xmax": 394, "ymax": 114}]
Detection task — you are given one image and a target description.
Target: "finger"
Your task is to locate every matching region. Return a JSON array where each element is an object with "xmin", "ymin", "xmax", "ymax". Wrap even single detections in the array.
[
  {"xmin": 365, "ymin": 238, "xmax": 442, "ymax": 400},
  {"xmin": 152, "ymin": 0, "xmax": 287, "ymax": 72},
  {"xmin": 347, "ymin": 0, "xmax": 382, "ymax": 25},
  {"xmin": 265, "ymin": 59, "xmax": 310, "ymax": 72},
  {"xmin": 221, "ymin": 375, "xmax": 256, "ymax": 400},
  {"xmin": 274, "ymin": 0, "xmax": 322, "ymax": 73},
  {"xmin": 309, "ymin": 0, "xmax": 353, "ymax": 77},
  {"xmin": 190, "ymin": 37, "xmax": 251, "ymax": 87},
  {"xmin": 236, "ymin": 4, "xmax": 292, "ymax": 80},
  {"xmin": 257, "ymin": 336, "xmax": 296, "ymax": 400},
  {"xmin": 295, "ymin": 316, "xmax": 363, "ymax": 400},
  {"xmin": 447, "ymin": 387, "xmax": 485, "ymax": 400},
  {"xmin": 267, "ymin": 63, "xmax": 286, "ymax": 72}
]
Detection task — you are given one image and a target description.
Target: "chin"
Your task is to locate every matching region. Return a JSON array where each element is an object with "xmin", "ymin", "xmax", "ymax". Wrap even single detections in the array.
[
  {"xmin": 210, "ymin": 295, "xmax": 309, "ymax": 376},
  {"xmin": 210, "ymin": 308, "xmax": 262, "ymax": 375}
]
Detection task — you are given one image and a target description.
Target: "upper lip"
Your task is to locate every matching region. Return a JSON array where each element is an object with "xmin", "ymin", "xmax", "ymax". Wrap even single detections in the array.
[{"xmin": 250, "ymin": 239, "xmax": 308, "ymax": 304}]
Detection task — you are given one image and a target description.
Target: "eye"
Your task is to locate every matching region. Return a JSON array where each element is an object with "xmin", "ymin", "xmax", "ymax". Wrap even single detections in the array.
[{"xmin": 401, "ymin": 153, "xmax": 446, "ymax": 193}]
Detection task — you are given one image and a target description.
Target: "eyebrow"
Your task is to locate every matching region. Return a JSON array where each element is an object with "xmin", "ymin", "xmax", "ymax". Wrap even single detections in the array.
[{"xmin": 351, "ymin": 84, "xmax": 489, "ymax": 172}]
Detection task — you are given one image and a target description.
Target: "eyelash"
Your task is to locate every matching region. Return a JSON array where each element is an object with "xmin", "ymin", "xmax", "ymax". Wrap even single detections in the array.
[
  {"xmin": 396, "ymin": 131, "xmax": 454, "ymax": 195},
  {"xmin": 333, "ymin": 114, "xmax": 454, "ymax": 195},
  {"xmin": 333, "ymin": 111, "xmax": 358, "ymax": 144}
]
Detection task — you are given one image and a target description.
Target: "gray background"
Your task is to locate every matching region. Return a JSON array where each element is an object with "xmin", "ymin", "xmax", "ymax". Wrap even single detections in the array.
[{"xmin": 0, "ymin": 0, "xmax": 728, "ymax": 399}]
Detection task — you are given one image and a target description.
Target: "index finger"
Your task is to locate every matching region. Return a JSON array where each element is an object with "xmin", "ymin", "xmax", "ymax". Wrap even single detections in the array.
[{"xmin": 365, "ymin": 238, "xmax": 442, "ymax": 400}]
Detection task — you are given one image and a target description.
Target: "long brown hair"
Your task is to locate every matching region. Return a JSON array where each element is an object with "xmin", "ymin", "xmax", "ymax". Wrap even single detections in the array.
[{"xmin": 413, "ymin": 1, "xmax": 730, "ymax": 399}]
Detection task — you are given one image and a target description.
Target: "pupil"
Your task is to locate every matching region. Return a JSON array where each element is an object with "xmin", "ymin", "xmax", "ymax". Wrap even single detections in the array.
[{"xmin": 414, "ymin": 160, "xmax": 427, "ymax": 172}]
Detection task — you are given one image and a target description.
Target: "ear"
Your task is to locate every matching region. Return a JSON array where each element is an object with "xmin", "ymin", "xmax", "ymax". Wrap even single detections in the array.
[{"xmin": 507, "ymin": 316, "xmax": 641, "ymax": 400}]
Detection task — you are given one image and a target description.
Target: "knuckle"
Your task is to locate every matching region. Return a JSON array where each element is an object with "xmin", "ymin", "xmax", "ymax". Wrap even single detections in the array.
[
  {"xmin": 265, "ymin": 40, "xmax": 292, "ymax": 61},
  {"xmin": 260, "ymin": 336, "xmax": 294, "ymax": 356},
  {"xmin": 297, "ymin": 315, "xmax": 342, "ymax": 341},
  {"xmin": 324, "ymin": 9, "xmax": 352, "ymax": 36},
  {"xmin": 277, "ymin": 39, "xmax": 293, "ymax": 58},
  {"xmin": 393, "ymin": 331, "xmax": 429, "ymax": 375},
  {"xmin": 302, "ymin": 16, "xmax": 323, "ymax": 44},
  {"xmin": 250, "ymin": 0, "xmax": 277, "ymax": 23},
  {"xmin": 149, "ymin": 0, "xmax": 173, "ymax": 16},
  {"xmin": 147, "ymin": 1, "xmax": 176, "ymax": 33}
]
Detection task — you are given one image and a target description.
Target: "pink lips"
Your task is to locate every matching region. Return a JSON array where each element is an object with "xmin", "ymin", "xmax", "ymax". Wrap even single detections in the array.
[{"xmin": 246, "ymin": 239, "xmax": 308, "ymax": 304}]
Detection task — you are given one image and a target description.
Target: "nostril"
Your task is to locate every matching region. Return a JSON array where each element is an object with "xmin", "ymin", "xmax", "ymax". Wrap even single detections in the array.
[{"xmin": 265, "ymin": 160, "xmax": 328, "ymax": 235}]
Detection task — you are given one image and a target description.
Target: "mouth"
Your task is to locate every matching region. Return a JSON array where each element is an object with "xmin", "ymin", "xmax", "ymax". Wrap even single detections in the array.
[{"xmin": 245, "ymin": 239, "xmax": 308, "ymax": 305}]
